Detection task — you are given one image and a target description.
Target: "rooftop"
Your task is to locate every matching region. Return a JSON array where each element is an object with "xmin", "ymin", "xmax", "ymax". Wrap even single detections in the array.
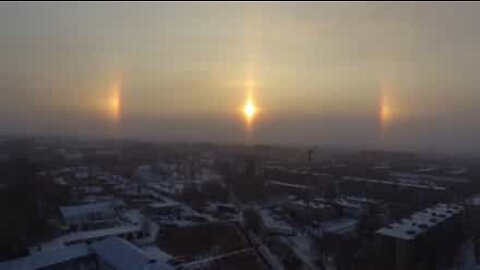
[
  {"xmin": 41, "ymin": 224, "xmax": 142, "ymax": 248},
  {"xmin": 92, "ymin": 237, "xmax": 173, "ymax": 270},
  {"xmin": 1, "ymin": 237, "xmax": 174, "ymax": 270},
  {"xmin": 376, "ymin": 203, "xmax": 464, "ymax": 241},
  {"xmin": 343, "ymin": 176, "xmax": 447, "ymax": 191},
  {"xmin": 60, "ymin": 201, "xmax": 115, "ymax": 221},
  {"xmin": 0, "ymin": 243, "xmax": 91, "ymax": 270},
  {"xmin": 268, "ymin": 180, "xmax": 307, "ymax": 190}
]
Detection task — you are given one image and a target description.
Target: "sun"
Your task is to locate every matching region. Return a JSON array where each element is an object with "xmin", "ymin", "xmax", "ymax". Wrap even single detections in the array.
[
  {"xmin": 243, "ymin": 97, "xmax": 257, "ymax": 125},
  {"xmin": 244, "ymin": 100, "xmax": 256, "ymax": 120},
  {"xmin": 241, "ymin": 78, "xmax": 259, "ymax": 132}
]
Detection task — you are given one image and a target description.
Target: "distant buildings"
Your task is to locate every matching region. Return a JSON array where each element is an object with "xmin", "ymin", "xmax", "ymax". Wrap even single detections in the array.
[
  {"xmin": 134, "ymin": 161, "xmax": 224, "ymax": 197},
  {"xmin": 389, "ymin": 172, "xmax": 470, "ymax": 185},
  {"xmin": 342, "ymin": 176, "xmax": 447, "ymax": 192},
  {"xmin": 339, "ymin": 176, "xmax": 451, "ymax": 205},
  {"xmin": 263, "ymin": 165, "xmax": 335, "ymax": 196}
]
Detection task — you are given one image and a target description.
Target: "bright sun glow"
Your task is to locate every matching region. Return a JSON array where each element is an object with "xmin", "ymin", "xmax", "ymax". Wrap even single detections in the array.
[
  {"xmin": 243, "ymin": 77, "xmax": 258, "ymax": 127},
  {"xmin": 243, "ymin": 95, "xmax": 257, "ymax": 128},
  {"xmin": 244, "ymin": 100, "xmax": 256, "ymax": 120},
  {"xmin": 108, "ymin": 78, "xmax": 121, "ymax": 123}
]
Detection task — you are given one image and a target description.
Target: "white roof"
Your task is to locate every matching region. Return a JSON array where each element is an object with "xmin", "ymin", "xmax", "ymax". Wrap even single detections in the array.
[
  {"xmin": 268, "ymin": 180, "xmax": 307, "ymax": 190},
  {"xmin": 390, "ymin": 172, "xmax": 470, "ymax": 184},
  {"xmin": 60, "ymin": 202, "xmax": 114, "ymax": 221},
  {"xmin": 42, "ymin": 225, "xmax": 141, "ymax": 247},
  {"xmin": 30, "ymin": 243, "xmax": 91, "ymax": 268},
  {"xmin": 2, "ymin": 238, "xmax": 174, "ymax": 270},
  {"xmin": 92, "ymin": 237, "xmax": 173, "ymax": 270},
  {"xmin": 0, "ymin": 243, "xmax": 91, "ymax": 270},
  {"xmin": 376, "ymin": 203, "xmax": 464, "ymax": 241},
  {"xmin": 343, "ymin": 176, "xmax": 447, "ymax": 191}
]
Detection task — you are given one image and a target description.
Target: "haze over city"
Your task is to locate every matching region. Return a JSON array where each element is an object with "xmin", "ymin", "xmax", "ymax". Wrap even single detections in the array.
[
  {"xmin": 2, "ymin": 2, "xmax": 480, "ymax": 154},
  {"xmin": 5, "ymin": 2, "xmax": 480, "ymax": 270}
]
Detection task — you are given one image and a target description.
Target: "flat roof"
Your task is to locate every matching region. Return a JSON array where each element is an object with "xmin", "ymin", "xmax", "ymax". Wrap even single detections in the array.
[
  {"xmin": 342, "ymin": 176, "xmax": 447, "ymax": 191},
  {"xmin": 268, "ymin": 180, "xmax": 307, "ymax": 190},
  {"xmin": 60, "ymin": 202, "xmax": 114, "ymax": 221},
  {"xmin": 92, "ymin": 237, "xmax": 155, "ymax": 270},
  {"xmin": 0, "ymin": 243, "xmax": 91, "ymax": 270},
  {"xmin": 43, "ymin": 225, "xmax": 141, "ymax": 247},
  {"xmin": 376, "ymin": 203, "xmax": 464, "ymax": 241},
  {"xmin": 2, "ymin": 238, "xmax": 173, "ymax": 270}
]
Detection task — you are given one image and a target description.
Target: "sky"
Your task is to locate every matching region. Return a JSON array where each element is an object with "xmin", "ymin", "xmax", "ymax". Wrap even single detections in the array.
[{"xmin": 1, "ymin": 2, "xmax": 480, "ymax": 154}]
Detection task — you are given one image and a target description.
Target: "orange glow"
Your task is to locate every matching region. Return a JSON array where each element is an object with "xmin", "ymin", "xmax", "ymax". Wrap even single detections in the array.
[
  {"xmin": 380, "ymin": 97, "xmax": 391, "ymax": 125},
  {"xmin": 243, "ymin": 98, "xmax": 257, "ymax": 123},
  {"xmin": 379, "ymin": 84, "xmax": 396, "ymax": 136},
  {"xmin": 108, "ymin": 79, "xmax": 122, "ymax": 123},
  {"xmin": 241, "ymin": 79, "xmax": 258, "ymax": 130}
]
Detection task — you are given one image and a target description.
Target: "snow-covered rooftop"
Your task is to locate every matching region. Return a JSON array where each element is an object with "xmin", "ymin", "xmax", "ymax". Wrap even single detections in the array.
[
  {"xmin": 268, "ymin": 180, "xmax": 307, "ymax": 190},
  {"xmin": 2, "ymin": 237, "xmax": 174, "ymax": 270},
  {"xmin": 343, "ymin": 176, "xmax": 447, "ymax": 191},
  {"xmin": 92, "ymin": 237, "xmax": 173, "ymax": 270},
  {"xmin": 60, "ymin": 201, "xmax": 115, "ymax": 223},
  {"xmin": 376, "ymin": 203, "xmax": 464, "ymax": 241},
  {"xmin": 40, "ymin": 224, "xmax": 142, "ymax": 249},
  {"xmin": 0, "ymin": 243, "xmax": 91, "ymax": 270}
]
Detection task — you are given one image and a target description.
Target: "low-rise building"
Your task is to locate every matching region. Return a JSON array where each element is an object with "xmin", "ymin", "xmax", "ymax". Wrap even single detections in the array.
[
  {"xmin": 0, "ymin": 237, "xmax": 173, "ymax": 270},
  {"xmin": 60, "ymin": 201, "xmax": 118, "ymax": 231}
]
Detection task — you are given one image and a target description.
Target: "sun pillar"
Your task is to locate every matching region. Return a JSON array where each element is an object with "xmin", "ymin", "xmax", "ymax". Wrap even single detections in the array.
[{"xmin": 242, "ymin": 80, "xmax": 258, "ymax": 145}]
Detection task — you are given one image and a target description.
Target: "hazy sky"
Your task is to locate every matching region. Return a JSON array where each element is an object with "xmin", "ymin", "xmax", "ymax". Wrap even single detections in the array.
[{"xmin": 1, "ymin": 2, "xmax": 480, "ymax": 154}]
